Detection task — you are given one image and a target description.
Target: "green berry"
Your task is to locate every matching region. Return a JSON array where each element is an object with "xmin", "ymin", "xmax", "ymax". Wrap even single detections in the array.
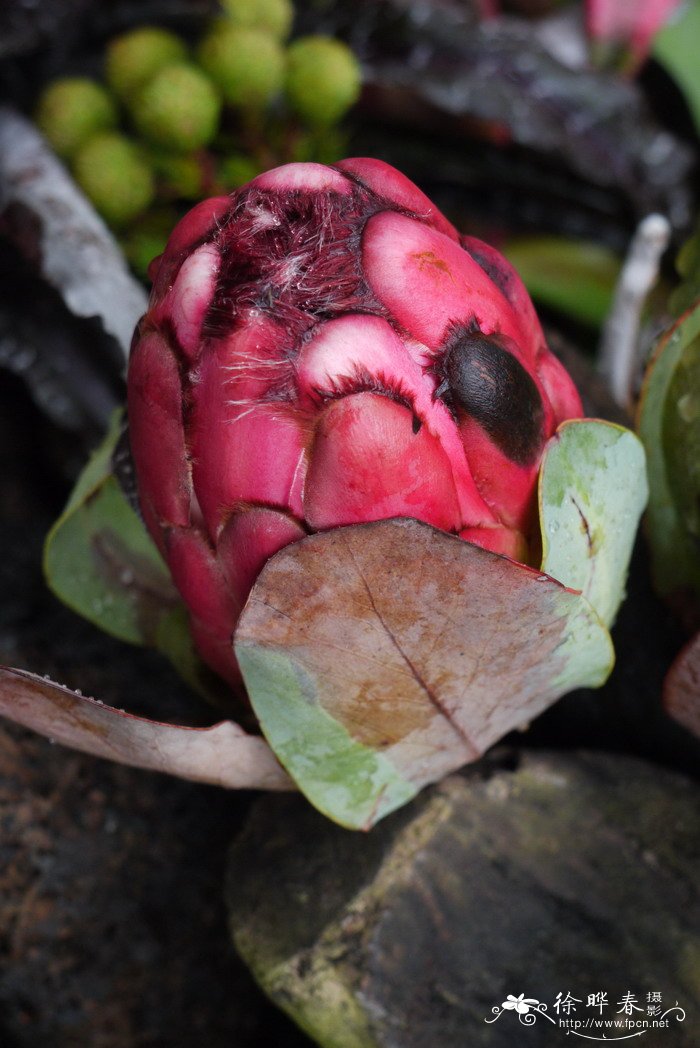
[
  {"xmin": 123, "ymin": 229, "xmax": 167, "ymax": 278},
  {"xmin": 122, "ymin": 209, "xmax": 178, "ymax": 278},
  {"xmin": 35, "ymin": 78, "xmax": 117, "ymax": 159},
  {"xmin": 133, "ymin": 64, "xmax": 222, "ymax": 152},
  {"xmin": 106, "ymin": 26, "xmax": 187, "ymax": 102},
  {"xmin": 290, "ymin": 127, "xmax": 345, "ymax": 165},
  {"xmin": 217, "ymin": 153, "xmax": 260, "ymax": 190},
  {"xmin": 149, "ymin": 149, "xmax": 205, "ymax": 199},
  {"xmin": 219, "ymin": 0, "xmax": 294, "ymax": 40},
  {"xmin": 198, "ymin": 23, "xmax": 285, "ymax": 111},
  {"xmin": 285, "ymin": 36, "xmax": 361, "ymax": 127},
  {"xmin": 73, "ymin": 132, "xmax": 155, "ymax": 227}
]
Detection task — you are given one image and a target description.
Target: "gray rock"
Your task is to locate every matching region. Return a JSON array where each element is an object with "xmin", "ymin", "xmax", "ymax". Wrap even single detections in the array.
[{"xmin": 228, "ymin": 750, "xmax": 700, "ymax": 1048}]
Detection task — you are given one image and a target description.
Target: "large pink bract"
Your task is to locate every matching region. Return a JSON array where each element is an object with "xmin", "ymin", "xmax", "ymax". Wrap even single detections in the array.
[{"xmin": 127, "ymin": 159, "xmax": 582, "ymax": 690}]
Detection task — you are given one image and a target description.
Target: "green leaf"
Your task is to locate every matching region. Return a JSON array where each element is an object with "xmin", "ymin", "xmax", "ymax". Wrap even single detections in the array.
[
  {"xmin": 44, "ymin": 413, "xmax": 210, "ymax": 696},
  {"xmin": 669, "ymin": 225, "xmax": 700, "ymax": 317},
  {"xmin": 234, "ymin": 647, "xmax": 416, "ymax": 828},
  {"xmin": 236, "ymin": 518, "xmax": 615, "ymax": 830},
  {"xmin": 504, "ymin": 237, "xmax": 621, "ymax": 328},
  {"xmin": 638, "ymin": 303, "xmax": 700, "ymax": 601},
  {"xmin": 539, "ymin": 419, "xmax": 648, "ymax": 627},
  {"xmin": 653, "ymin": 0, "xmax": 700, "ymax": 137},
  {"xmin": 44, "ymin": 411, "xmax": 177, "ymax": 645}
]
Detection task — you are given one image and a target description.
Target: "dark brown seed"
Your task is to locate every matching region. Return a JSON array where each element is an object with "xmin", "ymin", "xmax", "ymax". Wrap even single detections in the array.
[{"xmin": 441, "ymin": 324, "xmax": 544, "ymax": 466}]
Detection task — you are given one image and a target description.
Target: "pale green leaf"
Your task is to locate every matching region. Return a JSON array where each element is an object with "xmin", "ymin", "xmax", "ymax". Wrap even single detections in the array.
[
  {"xmin": 539, "ymin": 419, "xmax": 648, "ymax": 627},
  {"xmin": 44, "ymin": 413, "xmax": 213, "ymax": 698},
  {"xmin": 638, "ymin": 304, "xmax": 700, "ymax": 599},
  {"xmin": 44, "ymin": 412, "xmax": 178, "ymax": 645}
]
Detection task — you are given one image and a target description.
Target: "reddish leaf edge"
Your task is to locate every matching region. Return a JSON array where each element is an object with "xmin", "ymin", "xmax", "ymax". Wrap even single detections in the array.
[
  {"xmin": 663, "ymin": 631, "xmax": 700, "ymax": 740},
  {"xmin": 0, "ymin": 665, "xmax": 293, "ymax": 791},
  {"xmin": 1, "ymin": 512, "xmax": 594, "ymax": 797}
]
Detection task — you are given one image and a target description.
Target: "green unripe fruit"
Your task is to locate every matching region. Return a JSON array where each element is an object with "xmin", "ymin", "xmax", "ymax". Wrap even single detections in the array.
[
  {"xmin": 149, "ymin": 149, "xmax": 205, "ymax": 199},
  {"xmin": 133, "ymin": 64, "xmax": 222, "ymax": 152},
  {"xmin": 124, "ymin": 228, "xmax": 169, "ymax": 279},
  {"xmin": 219, "ymin": 0, "xmax": 294, "ymax": 40},
  {"xmin": 198, "ymin": 23, "xmax": 285, "ymax": 111},
  {"xmin": 290, "ymin": 127, "xmax": 345, "ymax": 165},
  {"xmin": 217, "ymin": 153, "xmax": 260, "ymax": 190},
  {"xmin": 106, "ymin": 26, "xmax": 187, "ymax": 102},
  {"xmin": 285, "ymin": 36, "xmax": 361, "ymax": 127},
  {"xmin": 122, "ymin": 209, "xmax": 178, "ymax": 278},
  {"xmin": 35, "ymin": 78, "xmax": 117, "ymax": 159},
  {"xmin": 73, "ymin": 132, "xmax": 155, "ymax": 227}
]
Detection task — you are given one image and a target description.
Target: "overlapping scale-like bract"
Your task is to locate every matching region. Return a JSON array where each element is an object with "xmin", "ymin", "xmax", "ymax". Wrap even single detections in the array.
[{"xmin": 127, "ymin": 159, "xmax": 582, "ymax": 689}]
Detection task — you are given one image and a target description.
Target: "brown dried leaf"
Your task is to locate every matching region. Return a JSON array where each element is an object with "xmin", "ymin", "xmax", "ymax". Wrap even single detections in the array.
[
  {"xmin": 0, "ymin": 666, "xmax": 292, "ymax": 791},
  {"xmin": 235, "ymin": 519, "xmax": 613, "ymax": 828},
  {"xmin": 664, "ymin": 630, "xmax": 700, "ymax": 739}
]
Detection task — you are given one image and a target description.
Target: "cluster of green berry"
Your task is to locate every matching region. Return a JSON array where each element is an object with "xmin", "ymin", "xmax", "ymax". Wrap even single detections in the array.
[{"xmin": 34, "ymin": 0, "xmax": 362, "ymax": 275}]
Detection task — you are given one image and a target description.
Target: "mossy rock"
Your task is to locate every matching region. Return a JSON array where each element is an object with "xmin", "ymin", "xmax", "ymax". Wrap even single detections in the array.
[{"xmin": 228, "ymin": 750, "xmax": 700, "ymax": 1048}]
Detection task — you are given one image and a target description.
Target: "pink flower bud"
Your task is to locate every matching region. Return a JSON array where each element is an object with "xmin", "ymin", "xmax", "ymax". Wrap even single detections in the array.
[{"xmin": 128, "ymin": 159, "xmax": 582, "ymax": 689}]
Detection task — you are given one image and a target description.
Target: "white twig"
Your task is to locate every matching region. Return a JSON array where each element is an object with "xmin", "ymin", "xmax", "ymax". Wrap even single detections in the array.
[
  {"xmin": 598, "ymin": 213, "xmax": 671, "ymax": 410},
  {"xmin": 0, "ymin": 107, "xmax": 147, "ymax": 359}
]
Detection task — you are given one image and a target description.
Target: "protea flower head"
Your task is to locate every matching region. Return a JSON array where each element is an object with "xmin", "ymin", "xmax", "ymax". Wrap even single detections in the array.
[{"xmin": 127, "ymin": 158, "xmax": 582, "ymax": 690}]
